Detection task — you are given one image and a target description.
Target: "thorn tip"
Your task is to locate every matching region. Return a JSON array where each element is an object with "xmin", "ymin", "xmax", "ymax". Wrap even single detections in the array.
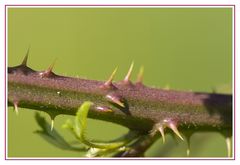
[
  {"xmin": 106, "ymin": 94, "xmax": 125, "ymax": 108},
  {"xmin": 158, "ymin": 126, "xmax": 165, "ymax": 143},
  {"xmin": 48, "ymin": 58, "xmax": 57, "ymax": 72},
  {"xmin": 21, "ymin": 47, "xmax": 30, "ymax": 66},
  {"xmin": 13, "ymin": 102, "xmax": 19, "ymax": 115},
  {"xmin": 124, "ymin": 62, "xmax": 134, "ymax": 83},
  {"xmin": 106, "ymin": 67, "xmax": 118, "ymax": 85},
  {"xmin": 101, "ymin": 67, "xmax": 118, "ymax": 89},
  {"xmin": 168, "ymin": 123, "xmax": 184, "ymax": 141},
  {"xmin": 136, "ymin": 66, "xmax": 144, "ymax": 84},
  {"xmin": 51, "ymin": 119, "xmax": 54, "ymax": 131}
]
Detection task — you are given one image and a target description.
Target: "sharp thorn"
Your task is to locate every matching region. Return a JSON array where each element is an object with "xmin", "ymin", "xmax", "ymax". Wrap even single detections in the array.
[
  {"xmin": 39, "ymin": 59, "xmax": 58, "ymax": 78},
  {"xmin": 226, "ymin": 137, "xmax": 232, "ymax": 157},
  {"xmin": 106, "ymin": 94, "xmax": 125, "ymax": 108},
  {"xmin": 47, "ymin": 112, "xmax": 57, "ymax": 131},
  {"xmin": 124, "ymin": 62, "xmax": 134, "ymax": 83},
  {"xmin": 13, "ymin": 102, "xmax": 19, "ymax": 115},
  {"xmin": 47, "ymin": 58, "xmax": 57, "ymax": 72},
  {"xmin": 51, "ymin": 119, "xmax": 54, "ymax": 131},
  {"xmin": 158, "ymin": 126, "xmax": 165, "ymax": 143},
  {"xmin": 168, "ymin": 123, "xmax": 184, "ymax": 141},
  {"xmin": 96, "ymin": 106, "xmax": 113, "ymax": 113},
  {"xmin": 113, "ymin": 98, "xmax": 125, "ymax": 108},
  {"xmin": 136, "ymin": 66, "xmax": 144, "ymax": 84},
  {"xmin": 104, "ymin": 67, "xmax": 118, "ymax": 86},
  {"xmin": 21, "ymin": 47, "xmax": 30, "ymax": 66},
  {"xmin": 185, "ymin": 131, "xmax": 192, "ymax": 157},
  {"xmin": 220, "ymin": 130, "xmax": 232, "ymax": 157}
]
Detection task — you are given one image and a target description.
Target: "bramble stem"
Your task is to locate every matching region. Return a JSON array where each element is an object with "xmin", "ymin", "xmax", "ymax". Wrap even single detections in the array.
[{"xmin": 8, "ymin": 65, "xmax": 232, "ymax": 133}]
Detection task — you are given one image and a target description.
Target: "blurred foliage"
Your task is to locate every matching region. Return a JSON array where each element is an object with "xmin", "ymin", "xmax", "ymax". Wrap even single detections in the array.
[{"xmin": 8, "ymin": 7, "xmax": 232, "ymax": 157}]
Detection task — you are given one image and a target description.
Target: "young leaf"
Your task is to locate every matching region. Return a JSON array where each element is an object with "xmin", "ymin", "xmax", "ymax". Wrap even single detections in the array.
[{"xmin": 35, "ymin": 113, "xmax": 86, "ymax": 152}]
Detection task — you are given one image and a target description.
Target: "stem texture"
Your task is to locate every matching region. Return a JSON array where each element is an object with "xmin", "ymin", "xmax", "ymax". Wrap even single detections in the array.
[{"xmin": 8, "ymin": 64, "xmax": 232, "ymax": 133}]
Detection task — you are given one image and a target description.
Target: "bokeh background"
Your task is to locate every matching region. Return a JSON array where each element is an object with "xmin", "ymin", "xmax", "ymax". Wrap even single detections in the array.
[{"xmin": 8, "ymin": 7, "xmax": 232, "ymax": 157}]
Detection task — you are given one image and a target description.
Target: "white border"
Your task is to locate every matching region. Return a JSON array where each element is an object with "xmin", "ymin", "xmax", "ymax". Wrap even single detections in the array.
[{"xmin": 1, "ymin": 3, "xmax": 237, "ymax": 164}]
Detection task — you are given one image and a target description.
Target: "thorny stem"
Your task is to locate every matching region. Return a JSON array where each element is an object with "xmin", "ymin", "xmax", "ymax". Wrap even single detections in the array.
[{"xmin": 8, "ymin": 62, "xmax": 232, "ymax": 135}]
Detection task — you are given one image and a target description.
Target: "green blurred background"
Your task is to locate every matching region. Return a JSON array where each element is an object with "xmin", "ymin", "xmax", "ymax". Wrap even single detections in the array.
[{"xmin": 8, "ymin": 7, "xmax": 232, "ymax": 157}]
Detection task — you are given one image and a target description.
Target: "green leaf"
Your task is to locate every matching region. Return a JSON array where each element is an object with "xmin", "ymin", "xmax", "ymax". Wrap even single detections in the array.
[
  {"xmin": 35, "ymin": 113, "xmax": 86, "ymax": 152},
  {"xmin": 63, "ymin": 101, "xmax": 138, "ymax": 151},
  {"xmin": 75, "ymin": 101, "xmax": 93, "ymax": 139}
]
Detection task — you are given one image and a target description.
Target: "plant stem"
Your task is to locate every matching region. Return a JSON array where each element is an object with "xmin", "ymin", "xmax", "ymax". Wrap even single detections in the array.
[
  {"xmin": 8, "ymin": 65, "xmax": 232, "ymax": 133},
  {"xmin": 114, "ymin": 133, "xmax": 159, "ymax": 157}
]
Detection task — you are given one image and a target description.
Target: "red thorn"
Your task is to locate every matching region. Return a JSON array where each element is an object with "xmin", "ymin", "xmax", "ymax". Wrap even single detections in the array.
[
  {"xmin": 39, "ymin": 59, "xmax": 58, "ymax": 78},
  {"xmin": 47, "ymin": 58, "xmax": 57, "ymax": 72}
]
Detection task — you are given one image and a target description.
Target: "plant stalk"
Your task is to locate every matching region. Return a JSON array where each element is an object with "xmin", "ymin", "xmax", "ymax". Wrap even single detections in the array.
[{"xmin": 8, "ymin": 65, "xmax": 232, "ymax": 133}]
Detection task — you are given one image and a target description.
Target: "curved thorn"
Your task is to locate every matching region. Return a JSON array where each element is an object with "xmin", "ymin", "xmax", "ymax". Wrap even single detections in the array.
[
  {"xmin": 136, "ymin": 66, "xmax": 144, "ymax": 84},
  {"xmin": 13, "ymin": 102, "xmax": 19, "ymax": 115},
  {"xmin": 168, "ymin": 123, "xmax": 184, "ymax": 141},
  {"xmin": 158, "ymin": 126, "xmax": 165, "ymax": 143},
  {"xmin": 21, "ymin": 47, "xmax": 30, "ymax": 66},
  {"xmin": 124, "ymin": 62, "xmax": 134, "ymax": 82},
  {"xmin": 104, "ymin": 67, "xmax": 118, "ymax": 86},
  {"xmin": 226, "ymin": 137, "xmax": 232, "ymax": 157}
]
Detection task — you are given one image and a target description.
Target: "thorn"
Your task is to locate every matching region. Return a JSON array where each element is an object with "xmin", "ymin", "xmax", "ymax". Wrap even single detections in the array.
[
  {"xmin": 46, "ymin": 111, "xmax": 57, "ymax": 131},
  {"xmin": 96, "ymin": 106, "xmax": 113, "ymax": 113},
  {"xmin": 21, "ymin": 47, "xmax": 30, "ymax": 66},
  {"xmin": 13, "ymin": 102, "xmax": 19, "ymax": 115},
  {"xmin": 124, "ymin": 62, "xmax": 134, "ymax": 83},
  {"xmin": 39, "ymin": 59, "xmax": 57, "ymax": 78},
  {"xmin": 106, "ymin": 94, "xmax": 125, "ymax": 108},
  {"xmin": 47, "ymin": 58, "xmax": 57, "ymax": 73},
  {"xmin": 136, "ymin": 66, "xmax": 144, "ymax": 84},
  {"xmin": 101, "ymin": 67, "xmax": 118, "ymax": 89},
  {"xmin": 186, "ymin": 134, "xmax": 191, "ymax": 157},
  {"xmin": 221, "ymin": 130, "xmax": 232, "ymax": 157},
  {"xmin": 51, "ymin": 119, "xmax": 54, "ymax": 131},
  {"xmin": 184, "ymin": 131, "xmax": 193, "ymax": 157},
  {"xmin": 158, "ymin": 126, "xmax": 165, "ymax": 143},
  {"xmin": 226, "ymin": 137, "xmax": 232, "ymax": 157},
  {"xmin": 167, "ymin": 122, "xmax": 184, "ymax": 141},
  {"xmin": 106, "ymin": 67, "xmax": 118, "ymax": 85}
]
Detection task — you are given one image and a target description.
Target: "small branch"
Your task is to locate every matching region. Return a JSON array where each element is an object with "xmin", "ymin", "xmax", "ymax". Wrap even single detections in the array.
[
  {"xmin": 114, "ymin": 133, "xmax": 159, "ymax": 157},
  {"xmin": 8, "ymin": 63, "xmax": 232, "ymax": 134}
]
